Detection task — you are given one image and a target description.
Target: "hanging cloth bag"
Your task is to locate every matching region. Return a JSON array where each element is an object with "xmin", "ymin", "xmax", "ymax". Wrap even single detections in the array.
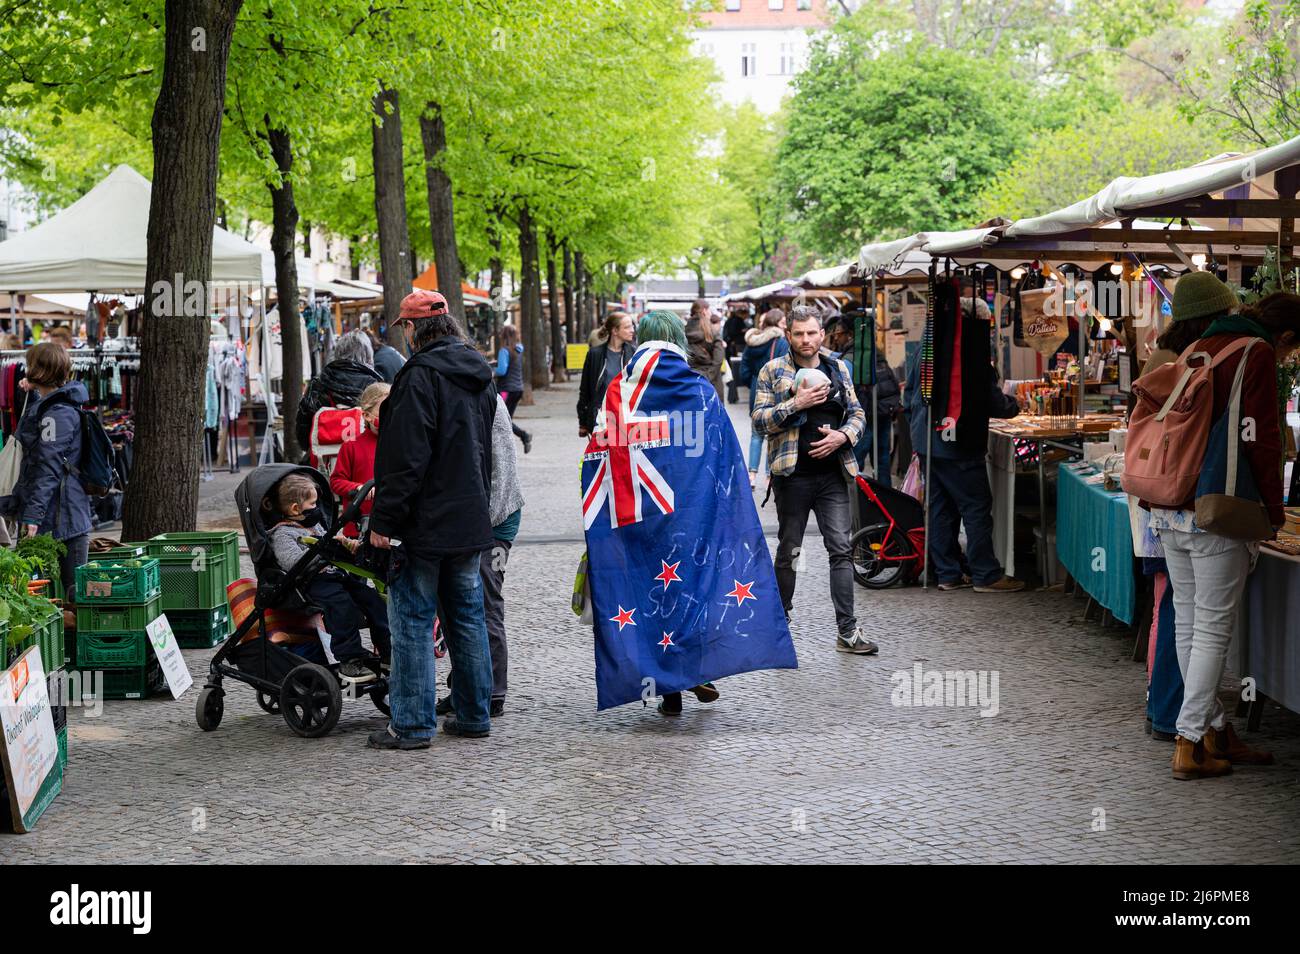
[
  {"xmin": 1193, "ymin": 338, "xmax": 1274, "ymax": 541},
  {"xmin": 0, "ymin": 392, "xmax": 29, "ymax": 498}
]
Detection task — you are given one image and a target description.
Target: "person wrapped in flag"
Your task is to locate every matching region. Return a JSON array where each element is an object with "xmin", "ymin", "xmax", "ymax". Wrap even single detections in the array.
[{"xmin": 581, "ymin": 310, "xmax": 798, "ymax": 715}]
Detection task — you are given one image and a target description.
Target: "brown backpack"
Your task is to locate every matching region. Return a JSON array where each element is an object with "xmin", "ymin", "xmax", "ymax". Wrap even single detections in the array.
[{"xmin": 1121, "ymin": 337, "xmax": 1253, "ymax": 507}]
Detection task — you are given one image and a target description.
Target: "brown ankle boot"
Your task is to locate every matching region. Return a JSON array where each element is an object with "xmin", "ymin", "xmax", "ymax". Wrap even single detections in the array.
[
  {"xmin": 1172, "ymin": 736, "xmax": 1232, "ymax": 780},
  {"xmin": 1204, "ymin": 723, "xmax": 1275, "ymax": 766}
]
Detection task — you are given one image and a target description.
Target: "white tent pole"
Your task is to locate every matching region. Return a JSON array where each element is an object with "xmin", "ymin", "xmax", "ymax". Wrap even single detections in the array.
[{"xmin": 871, "ymin": 272, "xmax": 879, "ymax": 479}]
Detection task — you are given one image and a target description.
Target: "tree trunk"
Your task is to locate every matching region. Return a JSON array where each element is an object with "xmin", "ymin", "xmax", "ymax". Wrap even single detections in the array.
[
  {"xmin": 546, "ymin": 231, "xmax": 565, "ymax": 382},
  {"xmin": 122, "ymin": 0, "xmax": 242, "ymax": 541},
  {"xmin": 371, "ymin": 85, "xmax": 411, "ymax": 331},
  {"xmin": 419, "ymin": 103, "xmax": 465, "ymax": 324},
  {"xmin": 349, "ymin": 234, "xmax": 361, "ymax": 280},
  {"xmin": 489, "ymin": 258, "xmax": 503, "ymax": 348},
  {"xmin": 563, "ymin": 240, "xmax": 576, "ymax": 344},
  {"xmin": 267, "ymin": 125, "xmax": 303, "ymax": 462},
  {"xmin": 693, "ymin": 262, "xmax": 706, "ymax": 298},
  {"xmin": 517, "ymin": 207, "xmax": 537, "ymax": 403},
  {"xmin": 301, "ymin": 219, "xmax": 312, "ymax": 258},
  {"xmin": 517, "ymin": 205, "xmax": 548, "ymax": 391},
  {"xmin": 574, "ymin": 250, "xmax": 586, "ymax": 338}
]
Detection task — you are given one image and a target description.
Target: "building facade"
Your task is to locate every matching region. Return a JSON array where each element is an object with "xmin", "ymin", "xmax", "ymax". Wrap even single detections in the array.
[{"xmin": 691, "ymin": 0, "xmax": 843, "ymax": 113}]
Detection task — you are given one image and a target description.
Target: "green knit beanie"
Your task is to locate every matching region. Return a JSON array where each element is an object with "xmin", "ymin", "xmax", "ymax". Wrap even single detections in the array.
[{"xmin": 1171, "ymin": 271, "xmax": 1239, "ymax": 322}]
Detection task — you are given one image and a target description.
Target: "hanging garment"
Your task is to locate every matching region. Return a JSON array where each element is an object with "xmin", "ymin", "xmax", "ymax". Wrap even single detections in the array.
[
  {"xmin": 205, "ymin": 358, "xmax": 220, "ymax": 430},
  {"xmin": 219, "ymin": 352, "xmax": 244, "ymax": 420}
]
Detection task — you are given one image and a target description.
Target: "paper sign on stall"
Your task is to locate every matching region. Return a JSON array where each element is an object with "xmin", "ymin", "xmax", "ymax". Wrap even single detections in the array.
[
  {"xmin": 0, "ymin": 647, "xmax": 62, "ymax": 832},
  {"xmin": 1019, "ymin": 286, "xmax": 1069, "ymax": 356},
  {"xmin": 147, "ymin": 616, "xmax": 193, "ymax": 699}
]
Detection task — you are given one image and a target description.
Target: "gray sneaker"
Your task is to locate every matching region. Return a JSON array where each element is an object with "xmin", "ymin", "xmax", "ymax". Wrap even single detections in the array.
[{"xmin": 835, "ymin": 628, "xmax": 879, "ymax": 655}]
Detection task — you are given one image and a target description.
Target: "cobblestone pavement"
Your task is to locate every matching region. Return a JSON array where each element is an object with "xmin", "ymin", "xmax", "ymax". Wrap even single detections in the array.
[{"xmin": 6, "ymin": 383, "xmax": 1299, "ymax": 863}]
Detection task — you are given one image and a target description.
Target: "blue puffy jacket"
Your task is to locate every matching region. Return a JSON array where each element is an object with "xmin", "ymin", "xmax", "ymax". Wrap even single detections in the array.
[{"xmin": 1, "ymin": 380, "xmax": 94, "ymax": 540}]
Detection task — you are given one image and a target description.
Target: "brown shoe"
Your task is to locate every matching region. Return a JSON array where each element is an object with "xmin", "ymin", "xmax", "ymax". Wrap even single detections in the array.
[
  {"xmin": 1172, "ymin": 736, "xmax": 1232, "ymax": 780},
  {"xmin": 973, "ymin": 576, "xmax": 1026, "ymax": 593},
  {"xmin": 1204, "ymin": 723, "xmax": 1275, "ymax": 766}
]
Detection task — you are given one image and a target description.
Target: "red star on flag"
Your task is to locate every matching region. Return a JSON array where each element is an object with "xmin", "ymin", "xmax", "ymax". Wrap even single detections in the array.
[
  {"xmin": 658, "ymin": 632, "xmax": 675, "ymax": 650},
  {"xmin": 609, "ymin": 606, "xmax": 637, "ymax": 631},
  {"xmin": 654, "ymin": 560, "xmax": 682, "ymax": 590},
  {"xmin": 725, "ymin": 580, "xmax": 756, "ymax": 606}
]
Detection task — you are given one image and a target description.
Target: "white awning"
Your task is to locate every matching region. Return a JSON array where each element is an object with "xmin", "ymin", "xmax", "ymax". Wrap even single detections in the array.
[
  {"xmin": 1005, "ymin": 134, "xmax": 1300, "ymax": 238},
  {"xmin": 798, "ymin": 262, "xmax": 856, "ymax": 288},
  {"xmin": 0, "ymin": 165, "xmax": 264, "ymax": 292},
  {"xmin": 720, "ymin": 279, "xmax": 798, "ymax": 302}
]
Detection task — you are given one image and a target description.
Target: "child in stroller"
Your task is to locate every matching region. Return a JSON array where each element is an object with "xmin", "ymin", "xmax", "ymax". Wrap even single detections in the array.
[
  {"xmin": 267, "ymin": 473, "xmax": 390, "ymax": 683},
  {"xmin": 195, "ymin": 463, "xmax": 392, "ymax": 738}
]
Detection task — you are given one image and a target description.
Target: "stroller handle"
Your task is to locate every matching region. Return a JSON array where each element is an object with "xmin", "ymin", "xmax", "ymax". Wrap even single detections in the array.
[{"xmin": 339, "ymin": 478, "xmax": 375, "ymax": 530}]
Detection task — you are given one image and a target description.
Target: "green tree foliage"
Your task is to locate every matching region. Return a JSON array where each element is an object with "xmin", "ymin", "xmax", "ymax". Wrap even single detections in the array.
[
  {"xmin": 973, "ymin": 106, "xmax": 1235, "ymax": 220},
  {"xmin": 777, "ymin": 38, "xmax": 1042, "ymax": 258}
]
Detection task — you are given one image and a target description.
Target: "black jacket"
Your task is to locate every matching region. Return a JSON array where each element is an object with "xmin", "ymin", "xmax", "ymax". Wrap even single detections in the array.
[
  {"xmin": 576, "ymin": 342, "xmax": 631, "ymax": 432},
  {"xmin": 370, "ymin": 337, "xmax": 496, "ymax": 558},
  {"xmin": 295, "ymin": 358, "xmax": 383, "ymax": 451}
]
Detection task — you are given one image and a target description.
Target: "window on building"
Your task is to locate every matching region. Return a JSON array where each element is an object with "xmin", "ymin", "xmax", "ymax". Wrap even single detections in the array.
[
  {"xmin": 741, "ymin": 42, "xmax": 757, "ymax": 77},
  {"xmin": 769, "ymin": 0, "xmax": 784, "ymax": 10},
  {"xmin": 725, "ymin": 0, "xmax": 741, "ymax": 10},
  {"xmin": 779, "ymin": 42, "xmax": 792, "ymax": 74},
  {"xmin": 797, "ymin": 0, "xmax": 812, "ymax": 9}
]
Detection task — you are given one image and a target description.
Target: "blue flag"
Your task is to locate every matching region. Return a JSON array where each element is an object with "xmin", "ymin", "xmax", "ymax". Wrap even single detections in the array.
[{"xmin": 581, "ymin": 341, "xmax": 798, "ymax": 710}]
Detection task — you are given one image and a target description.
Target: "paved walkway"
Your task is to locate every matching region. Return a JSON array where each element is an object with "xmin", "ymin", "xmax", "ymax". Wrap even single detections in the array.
[{"xmin": 5, "ymin": 383, "xmax": 1299, "ymax": 862}]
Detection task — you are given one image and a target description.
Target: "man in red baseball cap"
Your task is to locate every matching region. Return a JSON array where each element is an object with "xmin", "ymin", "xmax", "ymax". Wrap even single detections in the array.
[{"xmin": 367, "ymin": 288, "xmax": 498, "ymax": 749}]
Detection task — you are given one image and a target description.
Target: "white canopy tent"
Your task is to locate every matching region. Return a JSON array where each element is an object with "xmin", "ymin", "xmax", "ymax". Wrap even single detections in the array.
[
  {"xmin": 719, "ymin": 278, "xmax": 798, "ymax": 303},
  {"xmin": 0, "ymin": 165, "xmax": 264, "ymax": 292}
]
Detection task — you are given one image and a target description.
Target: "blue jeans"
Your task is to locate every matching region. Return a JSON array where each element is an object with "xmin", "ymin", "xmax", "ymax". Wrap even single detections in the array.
[
  {"xmin": 748, "ymin": 425, "xmax": 764, "ymax": 473},
  {"xmin": 920, "ymin": 454, "xmax": 1003, "ymax": 586},
  {"xmin": 853, "ymin": 427, "xmax": 891, "ymax": 488},
  {"xmin": 388, "ymin": 550, "xmax": 493, "ymax": 739}
]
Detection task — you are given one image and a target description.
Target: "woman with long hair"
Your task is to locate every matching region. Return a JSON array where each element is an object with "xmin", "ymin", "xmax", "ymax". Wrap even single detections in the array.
[
  {"xmin": 685, "ymin": 298, "xmax": 726, "ymax": 401},
  {"xmin": 494, "ymin": 323, "xmax": 531, "ymax": 453},
  {"xmin": 576, "ymin": 311, "xmax": 635, "ymax": 437},
  {"xmin": 1139, "ymin": 275, "xmax": 1300, "ymax": 779}
]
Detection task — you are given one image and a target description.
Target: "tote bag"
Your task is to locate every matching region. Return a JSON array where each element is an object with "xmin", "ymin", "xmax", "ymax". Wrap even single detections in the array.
[
  {"xmin": 0, "ymin": 434, "xmax": 23, "ymax": 499},
  {"xmin": 1193, "ymin": 338, "xmax": 1273, "ymax": 541}
]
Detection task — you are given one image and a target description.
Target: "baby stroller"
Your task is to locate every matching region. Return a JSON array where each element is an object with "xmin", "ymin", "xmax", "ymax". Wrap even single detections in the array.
[
  {"xmin": 850, "ymin": 474, "xmax": 926, "ymax": 588},
  {"xmin": 194, "ymin": 463, "xmax": 390, "ymax": 738}
]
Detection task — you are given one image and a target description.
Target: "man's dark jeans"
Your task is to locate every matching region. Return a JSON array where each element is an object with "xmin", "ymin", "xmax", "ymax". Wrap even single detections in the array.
[
  {"xmin": 920, "ymin": 454, "xmax": 1003, "ymax": 587},
  {"xmin": 772, "ymin": 470, "xmax": 856, "ymax": 636},
  {"xmin": 306, "ymin": 572, "xmax": 391, "ymax": 662}
]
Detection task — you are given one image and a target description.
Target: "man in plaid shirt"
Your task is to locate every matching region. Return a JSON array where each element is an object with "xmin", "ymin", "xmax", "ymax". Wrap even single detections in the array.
[{"xmin": 752, "ymin": 307, "xmax": 878, "ymax": 655}]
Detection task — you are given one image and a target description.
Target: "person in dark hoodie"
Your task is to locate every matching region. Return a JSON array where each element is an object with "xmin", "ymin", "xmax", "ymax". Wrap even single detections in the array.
[
  {"xmin": 294, "ymin": 330, "xmax": 383, "ymax": 459},
  {"xmin": 739, "ymin": 308, "xmax": 789, "ymax": 487},
  {"xmin": 366, "ymin": 289, "xmax": 497, "ymax": 750},
  {"xmin": 0, "ymin": 342, "xmax": 93, "ymax": 593}
]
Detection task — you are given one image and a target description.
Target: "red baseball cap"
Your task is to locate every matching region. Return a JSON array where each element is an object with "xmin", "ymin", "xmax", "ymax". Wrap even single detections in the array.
[{"xmin": 398, "ymin": 289, "xmax": 449, "ymax": 321}]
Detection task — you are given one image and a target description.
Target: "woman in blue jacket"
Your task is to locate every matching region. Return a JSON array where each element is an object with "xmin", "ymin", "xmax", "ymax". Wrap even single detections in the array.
[{"xmin": 2, "ymin": 343, "xmax": 93, "ymax": 592}]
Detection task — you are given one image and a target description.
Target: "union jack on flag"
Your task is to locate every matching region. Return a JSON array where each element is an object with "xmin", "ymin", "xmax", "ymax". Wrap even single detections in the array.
[{"xmin": 581, "ymin": 347, "xmax": 675, "ymax": 529}]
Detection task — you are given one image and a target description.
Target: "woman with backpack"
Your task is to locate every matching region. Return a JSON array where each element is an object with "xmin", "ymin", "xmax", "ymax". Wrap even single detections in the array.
[
  {"xmin": 740, "ymin": 308, "xmax": 789, "ymax": 488},
  {"xmin": 0, "ymin": 342, "xmax": 93, "ymax": 592},
  {"xmin": 494, "ymin": 323, "xmax": 532, "ymax": 453},
  {"xmin": 1132, "ymin": 273, "xmax": 1300, "ymax": 780}
]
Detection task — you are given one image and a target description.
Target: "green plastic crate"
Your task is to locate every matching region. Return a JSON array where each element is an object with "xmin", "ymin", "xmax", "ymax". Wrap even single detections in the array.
[
  {"xmin": 86, "ymin": 660, "xmax": 164, "ymax": 701},
  {"xmin": 76, "ymin": 593, "xmax": 161, "ymax": 634},
  {"xmin": 153, "ymin": 548, "xmax": 228, "ymax": 611},
  {"xmin": 34, "ymin": 608, "xmax": 63, "ymax": 672},
  {"xmin": 167, "ymin": 605, "xmax": 231, "ymax": 649},
  {"xmin": 75, "ymin": 558, "xmax": 161, "ymax": 604},
  {"xmin": 94, "ymin": 543, "xmax": 150, "ymax": 563},
  {"xmin": 77, "ymin": 630, "xmax": 151, "ymax": 669},
  {"xmin": 149, "ymin": 532, "xmax": 240, "ymax": 585}
]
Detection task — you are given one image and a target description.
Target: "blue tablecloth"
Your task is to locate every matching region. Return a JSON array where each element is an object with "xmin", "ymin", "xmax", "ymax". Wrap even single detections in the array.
[{"xmin": 1056, "ymin": 463, "xmax": 1136, "ymax": 624}]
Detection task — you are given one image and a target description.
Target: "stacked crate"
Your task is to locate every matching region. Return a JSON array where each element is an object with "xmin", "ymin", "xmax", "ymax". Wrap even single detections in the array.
[
  {"xmin": 146, "ymin": 531, "xmax": 239, "ymax": 648},
  {"xmin": 73, "ymin": 556, "xmax": 165, "ymax": 700}
]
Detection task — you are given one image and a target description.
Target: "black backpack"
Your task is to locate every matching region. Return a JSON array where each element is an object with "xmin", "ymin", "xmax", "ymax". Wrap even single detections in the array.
[{"xmin": 47, "ymin": 393, "xmax": 117, "ymax": 497}]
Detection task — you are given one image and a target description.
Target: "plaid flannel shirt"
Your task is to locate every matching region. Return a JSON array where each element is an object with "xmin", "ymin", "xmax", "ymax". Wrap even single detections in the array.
[{"xmin": 752, "ymin": 348, "xmax": 865, "ymax": 478}]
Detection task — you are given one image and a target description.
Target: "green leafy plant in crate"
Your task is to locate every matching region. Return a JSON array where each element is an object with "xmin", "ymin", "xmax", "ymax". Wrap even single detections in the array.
[
  {"xmin": 15, "ymin": 534, "xmax": 66, "ymax": 585},
  {"xmin": 0, "ymin": 548, "xmax": 60, "ymax": 658}
]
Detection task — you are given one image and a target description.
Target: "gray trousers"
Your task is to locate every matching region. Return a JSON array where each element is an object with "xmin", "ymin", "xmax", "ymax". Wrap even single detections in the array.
[
  {"xmin": 445, "ymin": 542, "xmax": 510, "ymax": 702},
  {"xmin": 480, "ymin": 541, "xmax": 510, "ymax": 701}
]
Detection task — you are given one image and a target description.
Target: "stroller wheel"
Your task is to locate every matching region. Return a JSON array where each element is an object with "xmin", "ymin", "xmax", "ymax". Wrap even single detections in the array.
[
  {"xmin": 280, "ymin": 663, "xmax": 342, "ymax": 738},
  {"xmin": 196, "ymin": 686, "xmax": 224, "ymax": 732},
  {"xmin": 851, "ymin": 525, "xmax": 912, "ymax": 589},
  {"xmin": 256, "ymin": 691, "xmax": 281, "ymax": 715},
  {"xmin": 371, "ymin": 680, "xmax": 391, "ymax": 717}
]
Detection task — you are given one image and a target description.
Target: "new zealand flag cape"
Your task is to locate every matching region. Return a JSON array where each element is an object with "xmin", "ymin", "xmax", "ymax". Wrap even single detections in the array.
[{"xmin": 580, "ymin": 341, "xmax": 798, "ymax": 710}]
